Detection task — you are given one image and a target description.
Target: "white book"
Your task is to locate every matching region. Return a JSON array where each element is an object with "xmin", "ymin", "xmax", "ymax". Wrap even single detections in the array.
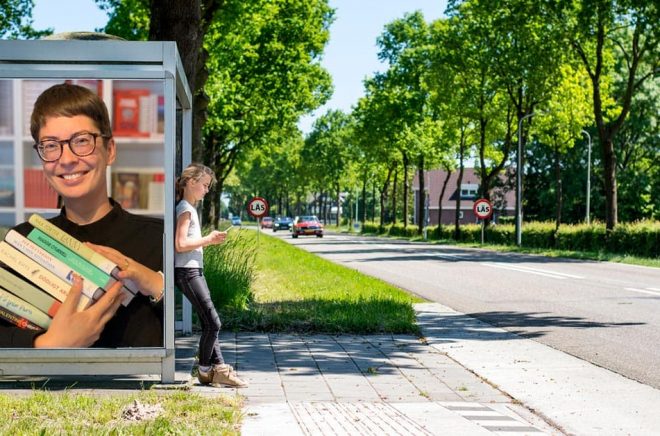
[
  {"xmin": 5, "ymin": 230, "xmax": 105, "ymax": 301},
  {"xmin": 28, "ymin": 214, "xmax": 140, "ymax": 299},
  {"xmin": 0, "ymin": 241, "xmax": 92, "ymax": 312},
  {"xmin": 0, "ymin": 286, "xmax": 51, "ymax": 329}
]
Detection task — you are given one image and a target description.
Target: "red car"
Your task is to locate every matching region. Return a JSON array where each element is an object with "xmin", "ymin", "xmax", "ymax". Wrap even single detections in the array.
[
  {"xmin": 292, "ymin": 215, "xmax": 323, "ymax": 238},
  {"xmin": 260, "ymin": 216, "xmax": 273, "ymax": 229}
]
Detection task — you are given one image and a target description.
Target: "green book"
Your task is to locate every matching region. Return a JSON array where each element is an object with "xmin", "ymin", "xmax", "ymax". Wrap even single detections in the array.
[
  {"xmin": 0, "ymin": 266, "xmax": 61, "ymax": 317},
  {"xmin": 27, "ymin": 227, "xmax": 115, "ymax": 291},
  {"xmin": 0, "ymin": 286, "xmax": 51, "ymax": 329}
]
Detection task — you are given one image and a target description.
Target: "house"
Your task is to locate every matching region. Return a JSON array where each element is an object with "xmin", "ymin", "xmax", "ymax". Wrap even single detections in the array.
[{"xmin": 412, "ymin": 168, "xmax": 515, "ymax": 225}]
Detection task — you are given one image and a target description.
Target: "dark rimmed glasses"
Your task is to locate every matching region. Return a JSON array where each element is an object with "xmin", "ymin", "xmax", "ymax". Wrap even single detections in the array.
[{"xmin": 33, "ymin": 131, "xmax": 110, "ymax": 162}]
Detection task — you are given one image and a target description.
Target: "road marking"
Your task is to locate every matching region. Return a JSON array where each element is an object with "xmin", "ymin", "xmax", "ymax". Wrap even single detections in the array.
[
  {"xmin": 624, "ymin": 287, "xmax": 660, "ymax": 297},
  {"xmin": 481, "ymin": 262, "xmax": 584, "ymax": 280}
]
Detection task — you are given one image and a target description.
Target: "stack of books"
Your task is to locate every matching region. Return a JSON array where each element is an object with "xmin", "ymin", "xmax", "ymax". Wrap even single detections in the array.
[{"xmin": 0, "ymin": 214, "xmax": 139, "ymax": 332}]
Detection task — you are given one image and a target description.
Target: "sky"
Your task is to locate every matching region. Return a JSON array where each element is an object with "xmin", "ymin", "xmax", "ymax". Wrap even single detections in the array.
[{"xmin": 32, "ymin": 0, "xmax": 447, "ymax": 134}]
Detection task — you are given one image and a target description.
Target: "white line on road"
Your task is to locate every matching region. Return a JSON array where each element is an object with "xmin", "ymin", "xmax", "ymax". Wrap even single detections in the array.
[
  {"xmin": 624, "ymin": 287, "xmax": 660, "ymax": 297},
  {"xmin": 481, "ymin": 262, "xmax": 584, "ymax": 280}
]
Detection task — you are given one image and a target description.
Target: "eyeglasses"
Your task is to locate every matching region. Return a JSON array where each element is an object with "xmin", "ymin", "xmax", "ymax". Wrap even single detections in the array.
[{"xmin": 33, "ymin": 131, "xmax": 109, "ymax": 162}]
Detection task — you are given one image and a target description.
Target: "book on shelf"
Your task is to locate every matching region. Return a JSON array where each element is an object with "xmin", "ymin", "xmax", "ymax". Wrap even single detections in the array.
[
  {"xmin": 0, "ymin": 80, "xmax": 12, "ymax": 136},
  {"xmin": 0, "ymin": 266, "xmax": 61, "ymax": 317},
  {"xmin": 24, "ymin": 168, "xmax": 59, "ymax": 208},
  {"xmin": 113, "ymin": 89, "xmax": 150, "ymax": 137},
  {"xmin": 112, "ymin": 171, "xmax": 165, "ymax": 211},
  {"xmin": 28, "ymin": 214, "xmax": 139, "ymax": 301},
  {"xmin": 6, "ymin": 229, "xmax": 106, "ymax": 302},
  {"xmin": 0, "ymin": 241, "xmax": 93, "ymax": 312},
  {"xmin": 22, "ymin": 80, "xmax": 61, "ymax": 136},
  {"xmin": 0, "ymin": 286, "xmax": 51, "ymax": 330},
  {"xmin": 113, "ymin": 88, "xmax": 164, "ymax": 138},
  {"xmin": 0, "ymin": 168, "xmax": 15, "ymax": 207}
]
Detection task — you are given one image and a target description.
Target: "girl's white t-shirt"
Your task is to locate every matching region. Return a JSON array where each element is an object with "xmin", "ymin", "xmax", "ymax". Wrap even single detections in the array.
[{"xmin": 175, "ymin": 199, "xmax": 203, "ymax": 268}]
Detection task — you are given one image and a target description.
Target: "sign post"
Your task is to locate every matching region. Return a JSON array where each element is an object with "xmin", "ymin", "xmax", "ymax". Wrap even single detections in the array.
[
  {"xmin": 473, "ymin": 198, "xmax": 493, "ymax": 244},
  {"xmin": 247, "ymin": 197, "xmax": 269, "ymax": 241}
]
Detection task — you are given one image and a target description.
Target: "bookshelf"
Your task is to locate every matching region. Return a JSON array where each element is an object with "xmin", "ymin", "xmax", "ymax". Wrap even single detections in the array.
[{"xmin": 0, "ymin": 78, "xmax": 167, "ymax": 225}]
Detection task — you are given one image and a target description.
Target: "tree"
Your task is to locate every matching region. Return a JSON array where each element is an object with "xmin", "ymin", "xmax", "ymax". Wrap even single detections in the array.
[
  {"xmin": 560, "ymin": 0, "xmax": 660, "ymax": 229},
  {"xmin": 0, "ymin": 0, "xmax": 51, "ymax": 39},
  {"xmin": 534, "ymin": 64, "xmax": 593, "ymax": 230}
]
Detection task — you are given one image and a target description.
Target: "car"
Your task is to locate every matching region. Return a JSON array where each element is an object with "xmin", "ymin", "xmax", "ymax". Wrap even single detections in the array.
[
  {"xmin": 273, "ymin": 216, "xmax": 293, "ymax": 232},
  {"xmin": 231, "ymin": 216, "xmax": 242, "ymax": 226},
  {"xmin": 292, "ymin": 215, "xmax": 323, "ymax": 238},
  {"xmin": 261, "ymin": 216, "xmax": 273, "ymax": 229}
]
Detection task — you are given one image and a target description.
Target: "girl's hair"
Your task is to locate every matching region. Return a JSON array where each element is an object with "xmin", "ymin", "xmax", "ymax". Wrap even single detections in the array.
[
  {"xmin": 175, "ymin": 163, "xmax": 217, "ymax": 202},
  {"xmin": 30, "ymin": 83, "xmax": 112, "ymax": 143}
]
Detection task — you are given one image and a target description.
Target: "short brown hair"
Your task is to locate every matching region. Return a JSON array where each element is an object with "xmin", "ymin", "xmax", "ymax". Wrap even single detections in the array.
[{"xmin": 30, "ymin": 83, "xmax": 112, "ymax": 143}]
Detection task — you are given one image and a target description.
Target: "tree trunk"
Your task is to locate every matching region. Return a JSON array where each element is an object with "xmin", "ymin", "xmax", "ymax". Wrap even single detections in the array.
[
  {"xmin": 416, "ymin": 156, "xmax": 425, "ymax": 235},
  {"xmin": 454, "ymin": 129, "xmax": 466, "ymax": 240},
  {"xmin": 336, "ymin": 183, "xmax": 341, "ymax": 227},
  {"xmin": 361, "ymin": 177, "xmax": 367, "ymax": 223},
  {"xmin": 554, "ymin": 145, "xmax": 562, "ymax": 232},
  {"xmin": 402, "ymin": 153, "xmax": 409, "ymax": 228},
  {"xmin": 438, "ymin": 167, "xmax": 452, "ymax": 227},
  {"xmin": 391, "ymin": 168, "xmax": 398, "ymax": 226}
]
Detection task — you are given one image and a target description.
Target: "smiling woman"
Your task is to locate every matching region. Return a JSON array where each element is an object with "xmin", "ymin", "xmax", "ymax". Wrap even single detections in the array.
[{"xmin": 0, "ymin": 83, "xmax": 165, "ymax": 349}]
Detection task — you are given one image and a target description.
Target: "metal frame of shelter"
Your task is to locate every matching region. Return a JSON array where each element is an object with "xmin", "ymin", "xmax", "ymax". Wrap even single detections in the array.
[{"xmin": 0, "ymin": 40, "xmax": 191, "ymax": 383}]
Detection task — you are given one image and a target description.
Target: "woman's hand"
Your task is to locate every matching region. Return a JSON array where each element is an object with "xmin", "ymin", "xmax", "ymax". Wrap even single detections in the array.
[
  {"xmin": 205, "ymin": 230, "xmax": 227, "ymax": 246},
  {"xmin": 34, "ymin": 275, "xmax": 125, "ymax": 348},
  {"xmin": 85, "ymin": 242, "xmax": 163, "ymax": 300}
]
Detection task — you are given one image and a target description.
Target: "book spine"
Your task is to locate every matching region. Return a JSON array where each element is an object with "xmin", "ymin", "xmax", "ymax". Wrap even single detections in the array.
[
  {"xmin": 0, "ymin": 265, "xmax": 61, "ymax": 317},
  {"xmin": 26, "ymin": 228, "xmax": 114, "ymax": 294},
  {"xmin": 0, "ymin": 286, "xmax": 51, "ymax": 329},
  {"xmin": 28, "ymin": 214, "xmax": 118, "ymax": 275},
  {"xmin": 6, "ymin": 230, "xmax": 105, "ymax": 301},
  {"xmin": 0, "ymin": 305, "xmax": 43, "ymax": 331},
  {"xmin": 26, "ymin": 227, "xmax": 134, "ymax": 306},
  {"xmin": 28, "ymin": 214, "xmax": 140, "ymax": 297},
  {"xmin": 0, "ymin": 241, "xmax": 92, "ymax": 311}
]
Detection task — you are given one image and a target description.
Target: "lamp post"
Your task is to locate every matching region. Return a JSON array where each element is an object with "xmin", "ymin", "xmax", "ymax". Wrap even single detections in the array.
[
  {"xmin": 516, "ymin": 112, "xmax": 541, "ymax": 246},
  {"xmin": 581, "ymin": 130, "xmax": 592, "ymax": 225}
]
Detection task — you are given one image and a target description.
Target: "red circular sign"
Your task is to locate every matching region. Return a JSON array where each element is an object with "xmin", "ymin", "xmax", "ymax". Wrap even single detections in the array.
[
  {"xmin": 473, "ymin": 198, "xmax": 493, "ymax": 219},
  {"xmin": 247, "ymin": 197, "xmax": 269, "ymax": 218}
]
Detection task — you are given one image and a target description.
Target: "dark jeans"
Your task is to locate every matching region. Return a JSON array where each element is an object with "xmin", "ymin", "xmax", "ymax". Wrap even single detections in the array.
[{"xmin": 175, "ymin": 267, "xmax": 224, "ymax": 366}]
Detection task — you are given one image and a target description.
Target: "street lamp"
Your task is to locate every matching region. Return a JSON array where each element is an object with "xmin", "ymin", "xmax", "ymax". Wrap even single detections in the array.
[
  {"xmin": 516, "ymin": 112, "xmax": 543, "ymax": 246},
  {"xmin": 581, "ymin": 130, "xmax": 592, "ymax": 225}
]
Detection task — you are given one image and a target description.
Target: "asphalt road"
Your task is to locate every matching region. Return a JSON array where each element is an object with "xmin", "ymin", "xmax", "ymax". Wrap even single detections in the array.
[{"xmin": 266, "ymin": 229, "xmax": 660, "ymax": 390}]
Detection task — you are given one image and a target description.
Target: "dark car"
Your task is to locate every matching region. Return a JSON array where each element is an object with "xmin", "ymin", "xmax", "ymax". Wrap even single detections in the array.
[
  {"xmin": 292, "ymin": 215, "xmax": 323, "ymax": 238},
  {"xmin": 273, "ymin": 216, "xmax": 293, "ymax": 232}
]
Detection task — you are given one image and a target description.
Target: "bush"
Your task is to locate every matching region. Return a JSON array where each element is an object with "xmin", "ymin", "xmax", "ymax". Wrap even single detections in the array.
[{"xmin": 204, "ymin": 229, "xmax": 257, "ymax": 310}]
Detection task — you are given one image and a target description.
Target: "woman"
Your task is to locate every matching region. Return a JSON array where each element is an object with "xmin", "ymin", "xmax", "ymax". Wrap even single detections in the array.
[{"xmin": 0, "ymin": 83, "xmax": 164, "ymax": 348}]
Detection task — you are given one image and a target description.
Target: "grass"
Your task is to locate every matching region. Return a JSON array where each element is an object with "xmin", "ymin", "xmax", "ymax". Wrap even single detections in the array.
[
  {"xmin": 351, "ymin": 226, "xmax": 660, "ymax": 268},
  {"xmin": 216, "ymin": 230, "xmax": 423, "ymax": 334},
  {"xmin": 0, "ymin": 390, "xmax": 242, "ymax": 435}
]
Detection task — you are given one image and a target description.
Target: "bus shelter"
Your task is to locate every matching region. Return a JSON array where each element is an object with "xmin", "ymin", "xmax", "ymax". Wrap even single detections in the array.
[{"xmin": 0, "ymin": 40, "xmax": 191, "ymax": 383}]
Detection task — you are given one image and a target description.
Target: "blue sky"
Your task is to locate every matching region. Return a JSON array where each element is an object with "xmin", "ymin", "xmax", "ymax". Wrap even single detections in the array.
[{"xmin": 32, "ymin": 0, "xmax": 447, "ymax": 134}]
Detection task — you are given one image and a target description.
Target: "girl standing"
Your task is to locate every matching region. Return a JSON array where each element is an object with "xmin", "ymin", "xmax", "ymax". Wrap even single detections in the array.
[{"xmin": 175, "ymin": 163, "xmax": 247, "ymax": 387}]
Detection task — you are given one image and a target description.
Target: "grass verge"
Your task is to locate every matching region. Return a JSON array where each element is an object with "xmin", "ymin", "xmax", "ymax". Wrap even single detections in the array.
[
  {"xmin": 0, "ymin": 390, "xmax": 242, "ymax": 434},
  {"xmin": 216, "ymin": 230, "xmax": 423, "ymax": 334}
]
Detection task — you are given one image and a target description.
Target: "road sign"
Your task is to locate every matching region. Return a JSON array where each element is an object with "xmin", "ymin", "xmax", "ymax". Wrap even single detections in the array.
[
  {"xmin": 247, "ymin": 197, "xmax": 269, "ymax": 218},
  {"xmin": 473, "ymin": 198, "xmax": 493, "ymax": 220}
]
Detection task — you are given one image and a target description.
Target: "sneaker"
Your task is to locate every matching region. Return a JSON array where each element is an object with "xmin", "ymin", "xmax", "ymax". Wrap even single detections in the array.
[
  {"xmin": 197, "ymin": 365, "xmax": 214, "ymax": 385},
  {"xmin": 211, "ymin": 364, "xmax": 248, "ymax": 388}
]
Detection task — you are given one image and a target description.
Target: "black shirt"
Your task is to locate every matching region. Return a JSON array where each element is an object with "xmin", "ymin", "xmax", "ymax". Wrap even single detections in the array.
[{"xmin": 0, "ymin": 199, "xmax": 164, "ymax": 348}]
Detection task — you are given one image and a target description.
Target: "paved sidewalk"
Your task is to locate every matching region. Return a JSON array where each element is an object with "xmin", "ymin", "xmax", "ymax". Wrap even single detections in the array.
[
  {"xmin": 190, "ymin": 306, "xmax": 558, "ymax": 435},
  {"xmin": 194, "ymin": 302, "xmax": 660, "ymax": 435}
]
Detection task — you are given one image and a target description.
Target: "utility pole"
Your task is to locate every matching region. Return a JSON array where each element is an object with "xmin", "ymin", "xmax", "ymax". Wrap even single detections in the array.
[{"xmin": 581, "ymin": 130, "xmax": 592, "ymax": 225}]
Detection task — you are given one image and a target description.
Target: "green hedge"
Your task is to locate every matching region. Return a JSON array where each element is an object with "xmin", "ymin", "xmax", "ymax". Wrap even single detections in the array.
[{"xmin": 360, "ymin": 220, "xmax": 659, "ymax": 258}]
